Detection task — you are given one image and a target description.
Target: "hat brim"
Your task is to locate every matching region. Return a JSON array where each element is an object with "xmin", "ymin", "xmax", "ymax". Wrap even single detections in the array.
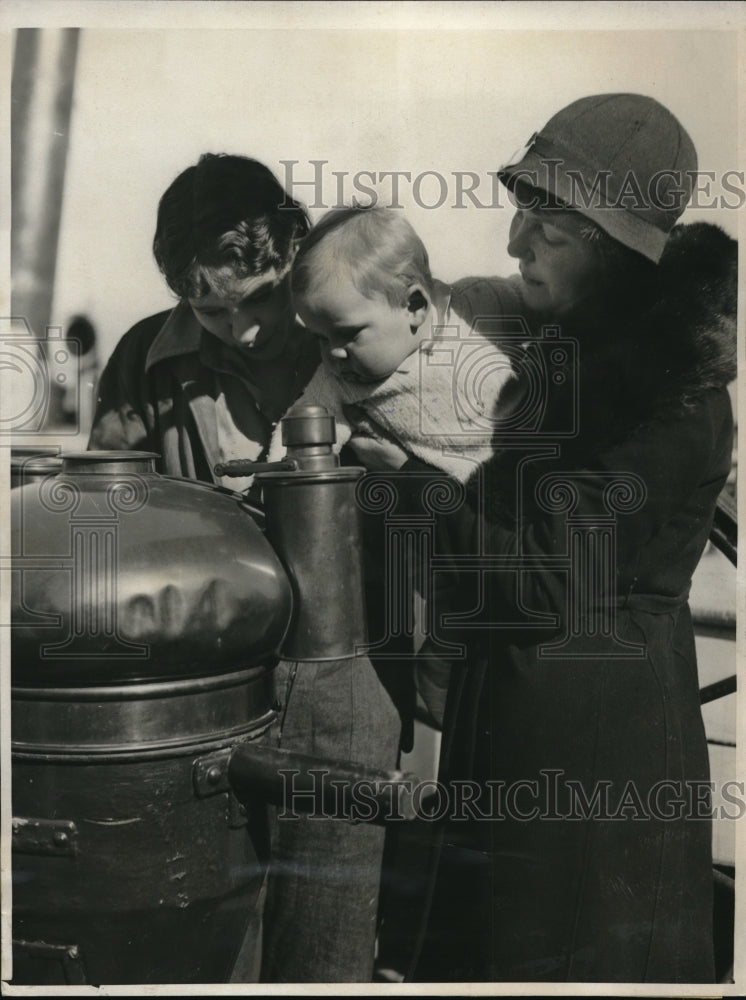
[{"xmin": 498, "ymin": 152, "xmax": 669, "ymax": 264}]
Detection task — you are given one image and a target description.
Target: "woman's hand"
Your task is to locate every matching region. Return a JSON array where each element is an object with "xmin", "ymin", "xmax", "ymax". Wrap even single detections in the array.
[{"xmin": 343, "ymin": 405, "xmax": 410, "ymax": 471}]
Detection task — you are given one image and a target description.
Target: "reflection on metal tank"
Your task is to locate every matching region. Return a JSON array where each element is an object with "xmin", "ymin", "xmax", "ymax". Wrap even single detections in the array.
[
  {"xmin": 215, "ymin": 404, "xmax": 369, "ymax": 660},
  {"xmin": 258, "ymin": 405, "xmax": 368, "ymax": 660},
  {"xmin": 11, "ymin": 450, "xmax": 63, "ymax": 488},
  {"xmin": 10, "ymin": 452, "xmax": 292, "ymax": 985}
]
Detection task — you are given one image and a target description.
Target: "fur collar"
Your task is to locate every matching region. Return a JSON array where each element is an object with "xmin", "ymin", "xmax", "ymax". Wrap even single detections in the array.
[
  {"xmin": 585, "ymin": 221, "xmax": 734, "ymax": 437},
  {"xmin": 476, "ymin": 222, "xmax": 737, "ymax": 518},
  {"xmin": 533, "ymin": 221, "xmax": 736, "ymax": 459}
]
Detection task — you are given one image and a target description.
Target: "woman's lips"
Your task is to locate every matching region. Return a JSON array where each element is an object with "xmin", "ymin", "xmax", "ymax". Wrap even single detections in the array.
[{"xmin": 520, "ymin": 268, "xmax": 543, "ymax": 287}]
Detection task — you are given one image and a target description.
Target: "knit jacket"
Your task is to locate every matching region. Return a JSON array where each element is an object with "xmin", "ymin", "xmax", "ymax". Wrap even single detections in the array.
[{"xmin": 269, "ymin": 276, "xmax": 529, "ymax": 481}]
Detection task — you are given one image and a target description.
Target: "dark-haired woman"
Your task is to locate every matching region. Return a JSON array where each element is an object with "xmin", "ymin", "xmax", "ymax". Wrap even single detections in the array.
[
  {"xmin": 349, "ymin": 94, "xmax": 737, "ymax": 983},
  {"xmin": 89, "ymin": 153, "xmax": 319, "ymax": 490}
]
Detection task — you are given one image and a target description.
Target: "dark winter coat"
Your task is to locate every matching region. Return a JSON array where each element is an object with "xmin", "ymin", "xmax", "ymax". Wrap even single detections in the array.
[{"xmin": 401, "ymin": 222, "xmax": 737, "ymax": 983}]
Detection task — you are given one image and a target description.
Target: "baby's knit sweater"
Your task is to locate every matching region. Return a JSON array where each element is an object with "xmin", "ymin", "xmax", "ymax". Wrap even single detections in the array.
[{"xmin": 269, "ymin": 275, "xmax": 528, "ymax": 481}]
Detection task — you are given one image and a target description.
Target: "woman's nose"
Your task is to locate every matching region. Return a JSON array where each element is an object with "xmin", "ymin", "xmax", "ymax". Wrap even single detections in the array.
[
  {"xmin": 507, "ymin": 211, "xmax": 535, "ymax": 260},
  {"xmin": 329, "ymin": 347, "xmax": 348, "ymax": 360}
]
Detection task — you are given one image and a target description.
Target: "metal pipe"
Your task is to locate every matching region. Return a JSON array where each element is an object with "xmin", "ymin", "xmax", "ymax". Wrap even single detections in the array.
[
  {"xmin": 709, "ymin": 493, "xmax": 737, "ymax": 566},
  {"xmin": 12, "ymin": 28, "xmax": 80, "ymax": 428},
  {"xmin": 228, "ymin": 742, "xmax": 419, "ymax": 824},
  {"xmin": 700, "ymin": 675, "xmax": 737, "ymax": 705},
  {"xmin": 219, "ymin": 405, "xmax": 369, "ymax": 660}
]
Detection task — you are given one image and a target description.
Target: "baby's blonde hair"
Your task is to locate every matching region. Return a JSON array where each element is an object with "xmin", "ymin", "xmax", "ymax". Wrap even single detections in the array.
[{"xmin": 291, "ymin": 206, "xmax": 434, "ymax": 307}]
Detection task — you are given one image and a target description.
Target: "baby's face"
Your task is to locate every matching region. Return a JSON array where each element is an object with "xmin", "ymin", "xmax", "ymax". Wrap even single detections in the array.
[{"xmin": 296, "ymin": 276, "xmax": 420, "ymax": 383}]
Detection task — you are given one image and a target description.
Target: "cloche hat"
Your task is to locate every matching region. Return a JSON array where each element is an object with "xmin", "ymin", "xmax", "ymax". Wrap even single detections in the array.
[{"xmin": 498, "ymin": 93, "xmax": 698, "ymax": 262}]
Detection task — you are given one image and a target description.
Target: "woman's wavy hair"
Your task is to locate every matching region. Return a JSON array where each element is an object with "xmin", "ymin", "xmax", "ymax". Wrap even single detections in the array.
[{"xmin": 153, "ymin": 154, "xmax": 310, "ymax": 300}]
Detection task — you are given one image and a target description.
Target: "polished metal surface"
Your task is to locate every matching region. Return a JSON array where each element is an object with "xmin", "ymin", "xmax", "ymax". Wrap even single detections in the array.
[
  {"xmin": 12, "ymin": 668, "xmax": 275, "ymax": 758},
  {"xmin": 11, "ymin": 455, "xmax": 64, "ymax": 488},
  {"xmin": 10, "ymin": 447, "xmax": 62, "ymax": 456},
  {"xmin": 10, "ymin": 451, "xmax": 285, "ymax": 985},
  {"xmin": 11, "ymin": 451, "xmax": 293, "ymax": 683},
  {"xmin": 57, "ymin": 450, "xmax": 159, "ymax": 474},
  {"xmin": 245, "ymin": 404, "xmax": 370, "ymax": 661},
  {"xmin": 259, "ymin": 466, "xmax": 368, "ymax": 660}
]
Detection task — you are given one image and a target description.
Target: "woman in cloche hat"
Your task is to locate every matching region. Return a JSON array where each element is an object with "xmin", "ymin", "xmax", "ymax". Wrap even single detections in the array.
[{"xmin": 351, "ymin": 93, "xmax": 737, "ymax": 983}]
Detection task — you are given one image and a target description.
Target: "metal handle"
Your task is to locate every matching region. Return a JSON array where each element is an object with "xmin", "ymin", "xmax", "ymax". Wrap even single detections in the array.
[
  {"xmin": 213, "ymin": 459, "xmax": 297, "ymax": 477},
  {"xmin": 228, "ymin": 743, "xmax": 420, "ymax": 824}
]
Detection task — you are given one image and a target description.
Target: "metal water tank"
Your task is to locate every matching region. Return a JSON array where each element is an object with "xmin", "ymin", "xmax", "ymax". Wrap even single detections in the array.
[{"xmin": 10, "ymin": 451, "xmax": 292, "ymax": 985}]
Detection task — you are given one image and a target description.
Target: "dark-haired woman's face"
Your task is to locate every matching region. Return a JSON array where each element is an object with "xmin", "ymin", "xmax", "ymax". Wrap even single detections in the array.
[
  {"xmin": 188, "ymin": 267, "xmax": 293, "ymax": 357},
  {"xmin": 507, "ymin": 208, "xmax": 602, "ymax": 316}
]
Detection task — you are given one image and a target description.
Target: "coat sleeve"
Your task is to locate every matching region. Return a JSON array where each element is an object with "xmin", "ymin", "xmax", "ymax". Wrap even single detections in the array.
[
  {"xmin": 449, "ymin": 274, "xmax": 528, "ymax": 329},
  {"xmin": 399, "ymin": 388, "xmax": 733, "ymax": 626}
]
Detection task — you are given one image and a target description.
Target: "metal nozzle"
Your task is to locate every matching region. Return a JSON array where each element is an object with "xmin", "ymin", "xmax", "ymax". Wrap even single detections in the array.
[{"xmin": 282, "ymin": 404, "xmax": 340, "ymax": 472}]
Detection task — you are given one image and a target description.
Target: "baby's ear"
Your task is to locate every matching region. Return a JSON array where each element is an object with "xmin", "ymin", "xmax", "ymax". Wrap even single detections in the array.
[{"xmin": 406, "ymin": 284, "xmax": 431, "ymax": 331}]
